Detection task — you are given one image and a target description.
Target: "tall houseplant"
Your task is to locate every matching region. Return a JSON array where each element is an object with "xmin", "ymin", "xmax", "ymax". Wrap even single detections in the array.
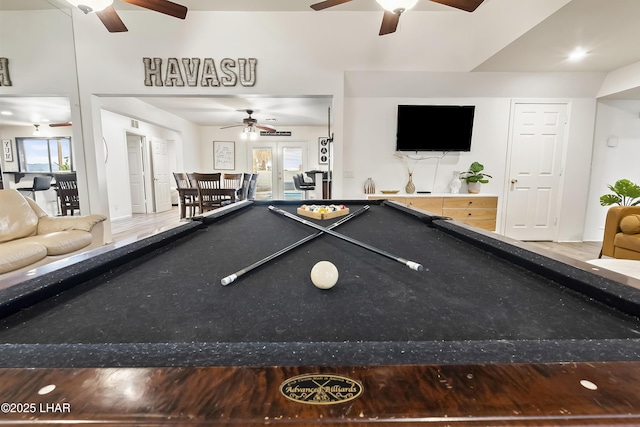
[
  {"xmin": 600, "ymin": 179, "xmax": 640, "ymax": 206},
  {"xmin": 460, "ymin": 162, "xmax": 492, "ymax": 194}
]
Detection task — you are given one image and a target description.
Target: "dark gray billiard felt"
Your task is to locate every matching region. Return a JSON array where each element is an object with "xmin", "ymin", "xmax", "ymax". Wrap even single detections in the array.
[{"xmin": 0, "ymin": 200, "xmax": 639, "ymax": 368}]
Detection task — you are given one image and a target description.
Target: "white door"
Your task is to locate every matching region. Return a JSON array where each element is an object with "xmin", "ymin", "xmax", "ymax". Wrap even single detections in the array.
[
  {"xmin": 151, "ymin": 138, "xmax": 172, "ymax": 213},
  {"xmin": 504, "ymin": 102, "xmax": 567, "ymax": 241},
  {"xmin": 126, "ymin": 135, "xmax": 146, "ymax": 214},
  {"xmin": 247, "ymin": 141, "xmax": 308, "ymax": 200}
]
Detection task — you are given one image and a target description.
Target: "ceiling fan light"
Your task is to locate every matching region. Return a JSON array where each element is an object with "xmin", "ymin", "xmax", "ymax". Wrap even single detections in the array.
[
  {"xmin": 66, "ymin": 0, "xmax": 113, "ymax": 14},
  {"xmin": 375, "ymin": 0, "xmax": 418, "ymax": 13},
  {"xmin": 33, "ymin": 124, "xmax": 42, "ymax": 136}
]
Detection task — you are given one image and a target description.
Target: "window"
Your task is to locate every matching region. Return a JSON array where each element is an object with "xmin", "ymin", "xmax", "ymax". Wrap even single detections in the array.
[{"xmin": 16, "ymin": 137, "xmax": 73, "ymax": 173}]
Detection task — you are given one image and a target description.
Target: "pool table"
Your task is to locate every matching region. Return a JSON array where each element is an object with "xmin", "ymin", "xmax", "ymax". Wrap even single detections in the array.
[{"xmin": 0, "ymin": 199, "xmax": 640, "ymax": 425}]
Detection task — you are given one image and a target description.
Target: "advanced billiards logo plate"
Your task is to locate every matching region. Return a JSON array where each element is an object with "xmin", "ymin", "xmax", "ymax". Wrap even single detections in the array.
[{"xmin": 280, "ymin": 374, "xmax": 363, "ymax": 405}]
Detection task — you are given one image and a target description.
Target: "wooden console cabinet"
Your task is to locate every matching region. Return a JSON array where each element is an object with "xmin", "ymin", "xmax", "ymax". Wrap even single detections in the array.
[{"xmin": 368, "ymin": 195, "xmax": 498, "ymax": 231}]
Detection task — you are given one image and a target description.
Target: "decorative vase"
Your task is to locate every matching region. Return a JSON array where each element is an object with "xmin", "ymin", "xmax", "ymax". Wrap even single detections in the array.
[
  {"xmin": 449, "ymin": 171, "xmax": 462, "ymax": 194},
  {"xmin": 405, "ymin": 173, "xmax": 415, "ymax": 194},
  {"xmin": 364, "ymin": 177, "xmax": 375, "ymax": 194},
  {"xmin": 467, "ymin": 181, "xmax": 481, "ymax": 194}
]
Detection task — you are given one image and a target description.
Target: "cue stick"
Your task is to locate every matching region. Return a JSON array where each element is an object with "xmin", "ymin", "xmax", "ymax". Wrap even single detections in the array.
[
  {"xmin": 220, "ymin": 205, "xmax": 370, "ymax": 286},
  {"xmin": 268, "ymin": 205, "xmax": 424, "ymax": 272}
]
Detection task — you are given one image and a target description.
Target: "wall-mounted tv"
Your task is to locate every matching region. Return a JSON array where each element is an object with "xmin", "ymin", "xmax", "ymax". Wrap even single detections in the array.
[{"xmin": 396, "ymin": 105, "xmax": 475, "ymax": 152}]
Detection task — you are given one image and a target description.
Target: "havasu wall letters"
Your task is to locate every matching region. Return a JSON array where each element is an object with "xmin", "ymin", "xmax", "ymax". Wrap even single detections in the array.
[{"xmin": 143, "ymin": 57, "xmax": 257, "ymax": 87}]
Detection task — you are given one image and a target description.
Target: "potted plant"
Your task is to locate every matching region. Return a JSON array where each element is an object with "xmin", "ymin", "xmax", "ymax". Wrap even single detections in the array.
[
  {"xmin": 460, "ymin": 161, "xmax": 492, "ymax": 194},
  {"xmin": 599, "ymin": 179, "xmax": 640, "ymax": 206}
]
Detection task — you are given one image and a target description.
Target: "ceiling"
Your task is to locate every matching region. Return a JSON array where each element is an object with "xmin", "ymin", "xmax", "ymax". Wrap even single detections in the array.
[
  {"xmin": 0, "ymin": 97, "xmax": 72, "ymax": 128},
  {"xmin": 2, "ymin": 0, "xmax": 640, "ymax": 128},
  {"xmin": 128, "ymin": 95, "xmax": 336, "ymax": 128},
  {"xmin": 0, "ymin": 0, "xmax": 473, "ymax": 12}
]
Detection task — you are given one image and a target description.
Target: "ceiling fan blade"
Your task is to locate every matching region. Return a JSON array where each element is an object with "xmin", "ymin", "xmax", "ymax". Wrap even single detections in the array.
[
  {"xmin": 256, "ymin": 124, "xmax": 277, "ymax": 132},
  {"xmin": 429, "ymin": 0, "xmax": 485, "ymax": 12},
  {"xmin": 379, "ymin": 10, "xmax": 400, "ymax": 35},
  {"xmin": 48, "ymin": 122, "xmax": 72, "ymax": 127},
  {"xmin": 220, "ymin": 124, "xmax": 243, "ymax": 130},
  {"xmin": 96, "ymin": 6, "xmax": 128, "ymax": 32},
  {"xmin": 121, "ymin": 0, "xmax": 188, "ymax": 19},
  {"xmin": 310, "ymin": 0, "xmax": 353, "ymax": 11}
]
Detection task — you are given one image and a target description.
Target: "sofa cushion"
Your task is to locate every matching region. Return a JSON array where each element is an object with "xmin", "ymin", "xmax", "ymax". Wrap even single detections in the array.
[
  {"xmin": 0, "ymin": 240, "xmax": 48, "ymax": 274},
  {"xmin": 614, "ymin": 232, "xmax": 640, "ymax": 253},
  {"xmin": 26, "ymin": 230, "xmax": 93, "ymax": 256},
  {"xmin": 0, "ymin": 190, "xmax": 39, "ymax": 243},
  {"xmin": 620, "ymin": 214, "xmax": 640, "ymax": 235}
]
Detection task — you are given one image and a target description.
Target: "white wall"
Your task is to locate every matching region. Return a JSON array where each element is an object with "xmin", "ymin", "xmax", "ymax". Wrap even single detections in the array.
[
  {"xmin": 598, "ymin": 61, "xmax": 640, "ymax": 98},
  {"xmin": 343, "ymin": 97, "xmax": 510, "ymax": 196},
  {"xmin": 101, "ymin": 109, "xmax": 183, "ymax": 220},
  {"xmin": 559, "ymin": 98, "xmax": 598, "ymax": 241},
  {"xmin": 583, "ymin": 100, "xmax": 640, "ymax": 241},
  {"xmin": 0, "ymin": 10, "xmax": 76, "ymax": 95}
]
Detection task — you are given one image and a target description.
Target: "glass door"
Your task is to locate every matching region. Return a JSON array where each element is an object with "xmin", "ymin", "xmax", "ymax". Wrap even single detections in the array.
[
  {"xmin": 250, "ymin": 145, "xmax": 274, "ymax": 200},
  {"xmin": 248, "ymin": 141, "xmax": 308, "ymax": 200}
]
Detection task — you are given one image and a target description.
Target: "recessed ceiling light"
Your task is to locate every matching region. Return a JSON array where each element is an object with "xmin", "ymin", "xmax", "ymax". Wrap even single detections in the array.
[
  {"xmin": 0, "ymin": 111, "xmax": 12, "ymax": 116},
  {"xmin": 568, "ymin": 47, "xmax": 587, "ymax": 61}
]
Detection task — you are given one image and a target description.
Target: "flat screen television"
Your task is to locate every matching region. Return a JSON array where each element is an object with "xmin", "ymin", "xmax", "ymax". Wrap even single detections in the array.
[{"xmin": 396, "ymin": 105, "xmax": 475, "ymax": 152}]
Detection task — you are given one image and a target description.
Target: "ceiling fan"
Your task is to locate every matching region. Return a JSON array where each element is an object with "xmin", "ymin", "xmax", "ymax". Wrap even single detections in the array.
[
  {"xmin": 66, "ymin": 0, "xmax": 188, "ymax": 33},
  {"xmin": 310, "ymin": 0, "xmax": 485, "ymax": 35},
  {"xmin": 221, "ymin": 110, "xmax": 277, "ymax": 133}
]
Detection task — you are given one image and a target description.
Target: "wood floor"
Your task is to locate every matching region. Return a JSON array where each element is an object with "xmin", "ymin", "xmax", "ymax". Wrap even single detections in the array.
[
  {"xmin": 110, "ymin": 206, "xmax": 186, "ymax": 243},
  {"xmin": 109, "ymin": 207, "xmax": 603, "ymax": 263},
  {"xmin": 526, "ymin": 240, "xmax": 602, "ymax": 262}
]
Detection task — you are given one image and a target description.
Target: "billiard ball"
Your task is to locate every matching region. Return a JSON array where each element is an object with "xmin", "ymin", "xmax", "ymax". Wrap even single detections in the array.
[{"xmin": 310, "ymin": 261, "xmax": 339, "ymax": 289}]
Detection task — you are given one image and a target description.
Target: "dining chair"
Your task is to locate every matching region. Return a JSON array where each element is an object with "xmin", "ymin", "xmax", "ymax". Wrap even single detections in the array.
[
  {"xmin": 187, "ymin": 173, "xmax": 197, "ymax": 188},
  {"xmin": 192, "ymin": 173, "xmax": 228, "ymax": 212},
  {"xmin": 239, "ymin": 173, "xmax": 252, "ymax": 200},
  {"xmin": 173, "ymin": 172, "xmax": 198, "ymax": 219},
  {"xmin": 222, "ymin": 173, "xmax": 243, "ymax": 202},
  {"xmin": 53, "ymin": 172, "xmax": 80, "ymax": 216},
  {"xmin": 247, "ymin": 173, "xmax": 259, "ymax": 200}
]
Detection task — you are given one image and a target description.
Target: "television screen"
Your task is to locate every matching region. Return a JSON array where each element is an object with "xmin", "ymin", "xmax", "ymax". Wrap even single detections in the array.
[{"xmin": 396, "ymin": 105, "xmax": 475, "ymax": 152}]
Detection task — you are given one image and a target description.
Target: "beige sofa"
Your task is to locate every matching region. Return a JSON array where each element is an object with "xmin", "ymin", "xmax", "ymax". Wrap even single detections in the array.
[{"xmin": 0, "ymin": 189, "xmax": 107, "ymax": 274}]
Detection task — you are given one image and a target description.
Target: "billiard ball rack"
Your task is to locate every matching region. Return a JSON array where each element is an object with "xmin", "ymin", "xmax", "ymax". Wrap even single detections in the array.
[{"xmin": 297, "ymin": 205, "xmax": 350, "ymax": 220}]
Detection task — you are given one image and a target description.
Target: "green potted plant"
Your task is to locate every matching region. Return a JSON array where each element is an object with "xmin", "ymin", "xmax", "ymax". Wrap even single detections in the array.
[
  {"xmin": 460, "ymin": 161, "xmax": 492, "ymax": 194},
  {"xmin": 599, "ymin": 179, "xmax": 640, "ymax": 206}
]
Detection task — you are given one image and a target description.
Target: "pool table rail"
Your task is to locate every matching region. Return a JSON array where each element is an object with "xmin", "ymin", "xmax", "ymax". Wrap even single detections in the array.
[{"xmin": 0, "ymin": 361, "xmax": 640, "ymax": 425}]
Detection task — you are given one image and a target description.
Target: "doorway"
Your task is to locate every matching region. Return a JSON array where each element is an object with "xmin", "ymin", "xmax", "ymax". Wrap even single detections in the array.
[
  {"xmin": 503, "ymin": 102, "xmax": 568, "ymax": 241},
  {"xmin": 126, "ymin": 134, "xmax": 146, "ymax": 214},
  {"xmin": 247, "ymin": 141, "xmax": 309, "ymax": 200},
  {"xmin": 125, "ymin": 134, "xmax": 172, "ymax": 214}
]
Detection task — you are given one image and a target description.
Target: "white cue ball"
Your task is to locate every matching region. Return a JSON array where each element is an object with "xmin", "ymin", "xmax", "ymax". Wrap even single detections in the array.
[{"xmin": 310, "ymin": 261, "xmax": 339, "ymax": 289}]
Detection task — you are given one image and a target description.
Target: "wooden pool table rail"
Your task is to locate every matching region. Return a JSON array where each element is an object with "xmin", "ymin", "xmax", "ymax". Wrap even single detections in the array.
[{"xmin": 0, "ymin": 361, "xmax": 639, "ymax": 425}]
